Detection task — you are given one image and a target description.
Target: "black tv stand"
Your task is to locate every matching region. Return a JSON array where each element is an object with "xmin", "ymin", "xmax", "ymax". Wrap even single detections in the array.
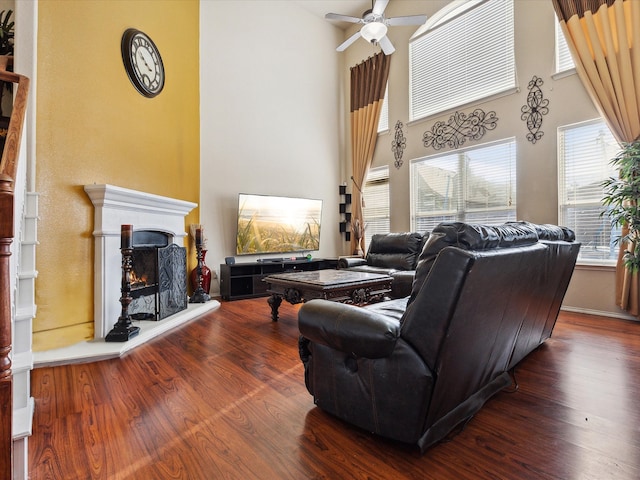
[{"xmin": 220, "ymin": 258, "xmax": 338, "ymax": 301}]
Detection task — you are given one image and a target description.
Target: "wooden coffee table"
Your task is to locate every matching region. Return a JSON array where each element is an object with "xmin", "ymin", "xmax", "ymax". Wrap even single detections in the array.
[{"xmin": 264, "ymin": 269, "xmax": 392, "ymax": 321}]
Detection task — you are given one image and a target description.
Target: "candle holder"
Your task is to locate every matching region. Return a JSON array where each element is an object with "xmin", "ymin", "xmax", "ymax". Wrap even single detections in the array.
[
  {"xmin": 190, "ymin": 239, "xmax": 210, "ymax": 303},
  {"xmin": 105, "ymin": 245, "xmax": 141, "ymax": 342}
]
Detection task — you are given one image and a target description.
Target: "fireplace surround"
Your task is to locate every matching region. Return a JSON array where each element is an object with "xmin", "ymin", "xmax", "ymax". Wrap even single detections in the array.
[{"xmin": 85, "ymin": 184, "xmax": 197, "ymax": 339}]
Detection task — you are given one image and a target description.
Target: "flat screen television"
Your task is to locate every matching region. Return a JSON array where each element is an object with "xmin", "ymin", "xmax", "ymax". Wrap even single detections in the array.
[{"xmin": 236, "ymin": 193, "xmax": 323, "ymax": 256}]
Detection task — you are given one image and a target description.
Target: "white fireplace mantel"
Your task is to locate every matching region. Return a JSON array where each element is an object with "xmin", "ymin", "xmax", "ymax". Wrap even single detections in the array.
[{"xmin": 85, "ymin": 184, "xmax": 197, "ymax": 339}]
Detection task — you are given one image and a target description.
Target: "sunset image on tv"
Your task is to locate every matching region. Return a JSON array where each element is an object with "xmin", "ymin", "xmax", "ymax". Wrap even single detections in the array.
[{"xmin": 236, "ymin": 194, "xmax": 322, "ymax": 255}]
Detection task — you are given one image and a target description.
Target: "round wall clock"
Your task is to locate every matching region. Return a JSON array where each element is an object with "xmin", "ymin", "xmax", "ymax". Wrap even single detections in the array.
[{"xmin": 121, "ymin": 28, "xmax": 165, "ymax": 98}]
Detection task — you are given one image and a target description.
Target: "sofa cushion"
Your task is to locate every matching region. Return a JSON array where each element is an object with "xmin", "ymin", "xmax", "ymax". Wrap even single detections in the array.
[
  {"xmin": 507, "ymin": 221, "xmax": 576, "ymax": 242},
  {"xmin": 367, "ymin": 232, "xmax": 425, "ymax": 270},
  {"xmin": 408, "ymin": 222, "xmax": 539, "ymax": 304}
]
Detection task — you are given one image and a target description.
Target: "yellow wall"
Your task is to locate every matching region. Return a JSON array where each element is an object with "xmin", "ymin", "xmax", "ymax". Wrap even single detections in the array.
[{"xmin": 34, "ymin": 0, "xmax": 200, "ymax": 350}]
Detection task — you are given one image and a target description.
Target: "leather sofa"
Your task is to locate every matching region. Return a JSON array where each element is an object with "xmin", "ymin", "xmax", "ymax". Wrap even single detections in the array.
[
  {"xmin": 298, "ymin": 221, "xmax": 580, "ymax": 452},
  {"xmin": 338, "ymin": 232, "xmax": 427, "ymax": 298}
]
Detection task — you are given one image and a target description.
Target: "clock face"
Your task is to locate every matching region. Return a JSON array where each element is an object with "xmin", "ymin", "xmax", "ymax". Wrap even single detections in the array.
[{"xmin": 121, "ymin": 28, "xmax": 165, "ymax": 98}]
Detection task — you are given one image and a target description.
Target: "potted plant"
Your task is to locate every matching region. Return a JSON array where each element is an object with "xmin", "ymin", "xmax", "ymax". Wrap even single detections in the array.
[
  {"xmin": 0, "ymin": 9, "xmax": 13, "ymax": 57},
  {"xmin": 602, "ymin": 140, "xmax": 640, "ymax": 270}
]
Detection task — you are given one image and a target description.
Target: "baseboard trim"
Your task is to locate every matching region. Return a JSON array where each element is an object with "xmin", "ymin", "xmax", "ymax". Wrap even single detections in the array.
[{"xmin": 561, "ymin": 306, "xmax": 638, "ymax": 322}]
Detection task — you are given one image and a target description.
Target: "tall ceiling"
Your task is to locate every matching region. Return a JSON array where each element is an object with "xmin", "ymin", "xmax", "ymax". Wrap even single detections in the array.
[{"xmin": 294, "ymin": 0, "xmax": 372, "ymax": 27}]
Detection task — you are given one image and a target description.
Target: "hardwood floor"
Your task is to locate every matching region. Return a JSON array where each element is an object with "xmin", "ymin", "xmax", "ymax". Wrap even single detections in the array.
[{"xmin": 29, "ymin": 298, "xmax": 640, "ymax": 479}]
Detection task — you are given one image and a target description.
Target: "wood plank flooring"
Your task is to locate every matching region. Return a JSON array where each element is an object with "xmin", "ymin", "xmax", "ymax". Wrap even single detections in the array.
[{"xmin": 29, "ymin": 298, "xmax": 640, "ymax": 479}]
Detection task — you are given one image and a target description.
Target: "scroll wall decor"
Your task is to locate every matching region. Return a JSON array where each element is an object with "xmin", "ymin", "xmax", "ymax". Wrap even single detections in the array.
[
  {"xmin": 392, "ymin": 120, "xmax": 406, "ymax": 169},
  {"xmin": 521, "ymin": 75, "xmax": 549, "ymax": 144},
  {"xmin": 423, "ymin": 109, "xmax": 498, "ymax": 150}
]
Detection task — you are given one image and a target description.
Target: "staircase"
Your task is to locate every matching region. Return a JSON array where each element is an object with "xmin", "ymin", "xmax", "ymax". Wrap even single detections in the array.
[
  {"xmin": 12, "ymin": 191, "xmax": 37, "ymax": 479},
  {"xmin": 0, "ymin": 68, "xmax": 31, "ymax": 480}
]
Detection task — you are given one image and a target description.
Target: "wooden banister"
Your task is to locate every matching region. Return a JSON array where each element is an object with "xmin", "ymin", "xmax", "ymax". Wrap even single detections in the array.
[{"xmin": 0, "ymin": 67, "xmax": 31, "ymax": 480}]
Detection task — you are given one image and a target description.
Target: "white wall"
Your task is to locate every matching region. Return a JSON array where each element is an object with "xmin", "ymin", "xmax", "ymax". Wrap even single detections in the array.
[{"xmin": 200, "ymin": 0, "xmax": 347, "ymax": 294}]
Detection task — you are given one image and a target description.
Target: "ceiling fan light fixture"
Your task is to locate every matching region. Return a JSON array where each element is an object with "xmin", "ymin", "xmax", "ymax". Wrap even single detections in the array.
[{"xmin": 361, "ymin": 22, "xmax": 387, "ymax": 43}]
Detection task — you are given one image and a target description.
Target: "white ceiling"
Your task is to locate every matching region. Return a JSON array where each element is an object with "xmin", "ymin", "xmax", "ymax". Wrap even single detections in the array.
[{"xmin": 294, "ymin": 0, "xmax": 372, "ymax": 27}]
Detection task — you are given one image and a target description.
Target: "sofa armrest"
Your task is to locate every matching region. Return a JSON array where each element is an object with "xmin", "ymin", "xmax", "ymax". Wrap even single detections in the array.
[
  {"xmin": 390, "ymin": 271, "xmax": 415, "ymax": 298},
  {"xmin": 298, "ymin": 299, "xmax": 400, "ymax": 358},
  {"xmin": 338, "ymin": 257, "xmax": 367, "ymax": 268}
]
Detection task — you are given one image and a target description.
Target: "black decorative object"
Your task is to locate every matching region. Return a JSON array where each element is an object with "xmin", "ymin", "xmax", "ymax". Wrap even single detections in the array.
[
  {"xmin": 521, "ymin": 75, "xmax": 549, "ymax": 144},
  {"xmin": 339, "ymin": 185, "xmax": 352, "ymax": 242},
  {"xmin": 106, "ymin": 225, "xmax": 141, "ymax": 342},
  {"xmin": 161, "ymin": 244, "xmax": 188, "ymax": 316},
  {"xmin": 283, "ymin": 288, "xmax": 302, "ymax": 304},
  {"xmin": 392, "ymin": 121, "xmax": 406, "ymax": 169},
  {"xmin": 351, "ymin": 288, "xmax": 368, "ymax": 304},
  {"xmin": 423, "ymin": 109, "xmax": 498, "ymax": 150}
]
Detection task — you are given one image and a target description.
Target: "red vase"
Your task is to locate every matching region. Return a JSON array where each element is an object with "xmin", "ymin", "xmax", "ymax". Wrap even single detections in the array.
[{"xmin": 190, "ymin": 249, "xmax": 212, "ymax": 294}]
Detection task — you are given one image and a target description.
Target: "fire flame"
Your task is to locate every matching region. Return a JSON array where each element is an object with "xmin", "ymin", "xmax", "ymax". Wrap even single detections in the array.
[{"xmin": 130, "ymin": 270, "xmax": 148, "ymax": 288}]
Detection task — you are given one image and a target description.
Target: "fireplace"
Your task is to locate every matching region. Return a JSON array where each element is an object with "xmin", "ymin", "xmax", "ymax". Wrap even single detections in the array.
[
  {"xmin": 85, "ymin": 184, "xmax": 197, "ymax": 339},
  {"xmin": 129, "ymin": 231, "xmax": 187, "ymax": 322}
]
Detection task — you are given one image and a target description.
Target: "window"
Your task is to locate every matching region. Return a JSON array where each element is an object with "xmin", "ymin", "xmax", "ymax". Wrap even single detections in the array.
[
  {"xmin": 377, "ymin": 83, "xmax": 389, "ymax": 133},
  {"xmin": 362, "ymin": 166, "xmax": 390, "ymax": 247},
  {"xmin": 555, "ymin": 21, "xmax": 575, "ymax": 73},
  {"xmin": 409, "ymin": 0, "xmax": 516, "ymax": 121},
  {"xmin": 411, "ymin": 139, "xmax": 516, "ymax": 233},
  {"xmin": 558, "ymin": 119, "xmax": 620, "ymax": 263}
]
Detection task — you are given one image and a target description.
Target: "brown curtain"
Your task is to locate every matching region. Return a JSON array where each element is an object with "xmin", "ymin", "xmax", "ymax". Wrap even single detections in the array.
[
  {"xmin": 350, "ymin": 52, "xmax": 391, "ymax": 254},
  {"xmin": 552, "ymin": 0, "xmax": 640, "ymax": 314}
]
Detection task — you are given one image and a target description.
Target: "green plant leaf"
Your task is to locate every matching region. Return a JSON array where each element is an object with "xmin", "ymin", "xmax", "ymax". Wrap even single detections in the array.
[{"xmin": 603, "ymin": 140, "xmax": 640, "ymax": 269}]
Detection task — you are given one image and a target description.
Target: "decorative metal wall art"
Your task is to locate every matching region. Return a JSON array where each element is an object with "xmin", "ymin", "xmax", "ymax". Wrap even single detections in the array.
[
  {"xmin": 423, "ymin": 109, "xmax": 498, "ymax": 150},
  {"xmin": 391, "ymin": 121, "xmax": 406, "ymax": 169},
  {"xmin": 521, "ymin": 75, "xmax": 549, "ymax": 144}
]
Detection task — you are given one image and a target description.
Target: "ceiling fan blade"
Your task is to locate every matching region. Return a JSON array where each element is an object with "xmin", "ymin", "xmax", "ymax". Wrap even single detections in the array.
[
  {"xmin": 325, "ymin": 13, "xmax": 362, "ymax": 23},
  {"xmin": 386, "ymin": 15, "xmax": 428, "ymax": 27},
  {"xmin": 372, "ymin": 0, "xmax": 390, "ymax": 16},
  {"xmin": 337, "ymin": 31, "xmax": 362, "ymax": 52},
  {"xmin": 379, "ymin": 35, "xmax": 395, "ymax": 55}
]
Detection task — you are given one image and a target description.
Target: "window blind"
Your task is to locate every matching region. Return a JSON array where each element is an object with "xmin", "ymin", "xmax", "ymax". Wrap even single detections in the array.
[
  {"xmin": 377, "ymin": 83, "xmax": 389, "ymax": 133},
  {"xmin": 411, "ymin": 139, "xmax": 516, "ymax": 233},
  {"xmin": 363, "ymin": 166, "xmax": 390, "ymax": 247},
  {"xmin": 558, "ymin": 120, "xmax": 619, "ymax": 262},
  {"xmin": 556, "ymin": 21, "xmax": 575, "ymax": 73},
  {"xmin": 409, "ymin": 0, "xmax": 515, "ymax": 121}
]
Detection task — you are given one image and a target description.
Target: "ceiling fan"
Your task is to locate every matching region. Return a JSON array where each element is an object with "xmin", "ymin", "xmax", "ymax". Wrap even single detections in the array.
[{"xmin": 325, "ymin": 0, "xmax": 427, "ymax": 55}]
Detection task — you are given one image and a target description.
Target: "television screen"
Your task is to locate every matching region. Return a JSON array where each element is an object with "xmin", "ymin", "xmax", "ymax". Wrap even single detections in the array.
[{"xmin": 236, "ymin": 193, "xmax": 323, "ymax": 255}]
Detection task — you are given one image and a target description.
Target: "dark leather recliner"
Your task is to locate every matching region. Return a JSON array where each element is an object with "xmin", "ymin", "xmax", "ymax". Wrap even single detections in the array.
[
  {"xmin": 338, "ymin": 232, "xmax": 427, "ymax": 298},
  {"xmin": 298, "ymin": 222, "xmax": 580, "ymax": 452}
]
